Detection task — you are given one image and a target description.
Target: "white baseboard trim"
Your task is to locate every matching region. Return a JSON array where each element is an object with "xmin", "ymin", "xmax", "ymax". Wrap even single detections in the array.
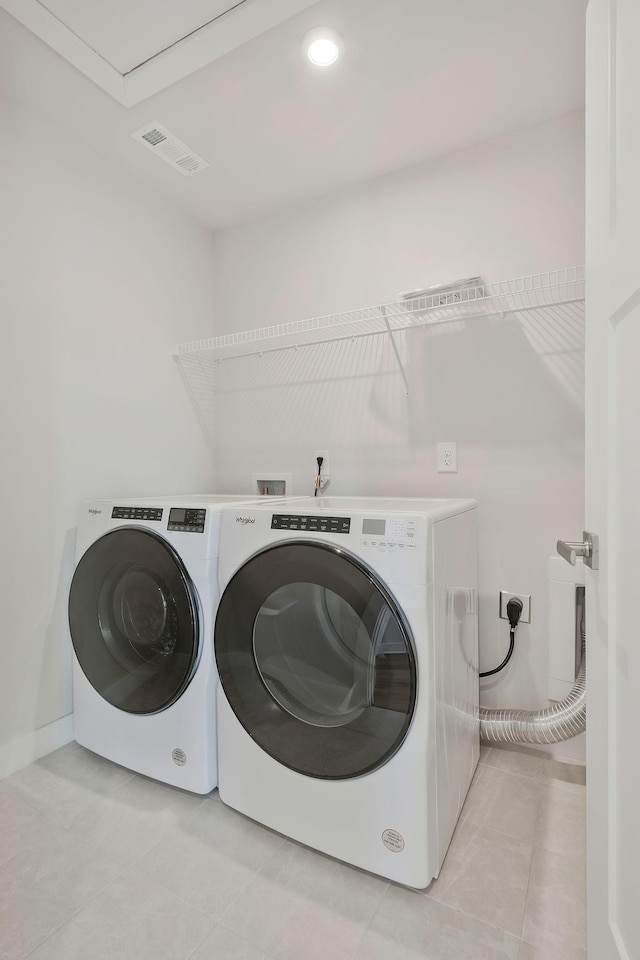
[{"xmin": 0, "ymin": 714, "xmax": 75, "ymax": 780}]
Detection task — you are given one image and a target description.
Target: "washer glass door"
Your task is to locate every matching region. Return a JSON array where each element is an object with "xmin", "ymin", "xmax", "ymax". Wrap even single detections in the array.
[
  {"xmin": 215, "ymin": 541, "xmax": 416, "ymax": 779},
  {"xmin": 69, "ymin": 528, "xmax": 200, "ymax": 714}
]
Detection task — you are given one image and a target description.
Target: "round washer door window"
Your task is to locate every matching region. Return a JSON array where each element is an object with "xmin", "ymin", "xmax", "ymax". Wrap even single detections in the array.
[
  {"xmin": 68, "ymin": 528, "xmax": 200, "ymax": 715},
  {"xmin": 215, "ymin": 541, "xmax": 416, "ymax": 780}
]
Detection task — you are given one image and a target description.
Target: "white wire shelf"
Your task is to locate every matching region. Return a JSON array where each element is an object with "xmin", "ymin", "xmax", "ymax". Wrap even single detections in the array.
[
  {"xmin": 171, "ymin": 265, "xmax": 585, "ymax": 364},
  {"xmin": 172, "ymin": 264, "xmax": 585, "ymax": 441}
]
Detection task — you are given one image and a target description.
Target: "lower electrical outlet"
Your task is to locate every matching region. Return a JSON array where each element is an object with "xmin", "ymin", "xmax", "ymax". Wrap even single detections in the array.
[{"xmin": 499, "ymin": 591, "xmax": 531, "ymax": 623}]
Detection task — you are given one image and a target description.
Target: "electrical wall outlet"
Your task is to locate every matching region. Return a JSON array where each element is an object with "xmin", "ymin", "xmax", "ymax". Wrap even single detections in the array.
[
  {"xmin": 437, "ymin": 441, "xmax": 458, "ymax": 473},
  {"xmin": 499, "ymin": 591, "xmax": 531, "ymax": 624}
]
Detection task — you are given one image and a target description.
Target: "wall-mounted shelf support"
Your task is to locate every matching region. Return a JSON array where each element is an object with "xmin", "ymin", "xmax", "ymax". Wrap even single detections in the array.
[{"xmin": 380, "ymin": 305, "xmax": 410, "ymax": 397}]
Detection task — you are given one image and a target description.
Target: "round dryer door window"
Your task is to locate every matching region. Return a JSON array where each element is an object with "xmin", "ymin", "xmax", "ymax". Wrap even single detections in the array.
[
  {"xmin": 215, "ymin": 541, "xmax": 416, "ymax": 779},
  {"xmin": 68, "ymin": 528, "xmax": 200, "ymax": 714}
]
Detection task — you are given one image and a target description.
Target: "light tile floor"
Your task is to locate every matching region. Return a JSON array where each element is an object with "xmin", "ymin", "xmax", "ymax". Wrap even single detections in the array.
[{"xmin": 0, "ymin": 741, "xmax": 586, "ymax": 959}]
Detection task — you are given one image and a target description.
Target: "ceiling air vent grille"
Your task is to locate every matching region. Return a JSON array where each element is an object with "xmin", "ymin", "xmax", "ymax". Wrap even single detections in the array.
[
  {"xmin": 142, "ymin": 129, "xmax": 166, "ymax": 146},
  {"xmin": 400, "ymin": 277, "xmax": 485, "ymax": 307},
  {"xmin": 131, "ymin": 121, "xmax": 209, "ymax": 177}
]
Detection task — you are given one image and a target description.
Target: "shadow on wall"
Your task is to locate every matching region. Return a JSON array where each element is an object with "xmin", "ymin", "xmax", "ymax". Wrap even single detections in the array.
[
  {"xmin": 37, "ymin": 526, "xmax": 76, "ymax": 729},
  {"xmin": 409, "ymin": 304, "xmax": 584, "ymax": 448},
  {"xmin": 213, "ymin": 333, "xmax": 407, "ymax": 450},
  {"xmin": 210, "ymin": 306, "xmax": 584, "ymax": 458}
]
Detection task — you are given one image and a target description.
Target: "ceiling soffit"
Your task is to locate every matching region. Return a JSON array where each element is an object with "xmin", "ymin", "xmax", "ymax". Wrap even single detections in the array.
[{"xmin": 0, "ymin": 0, "xmax": 319, "ymax": 106}]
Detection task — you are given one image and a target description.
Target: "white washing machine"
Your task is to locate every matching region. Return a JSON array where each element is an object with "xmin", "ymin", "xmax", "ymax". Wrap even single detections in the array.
[
  {"xmin": 68, "ymin": 494, "xmax": 296, "ymax": 794},
  {"xmin": 214, "ymin": 496, "xmax": 479, "ymax": 886}
]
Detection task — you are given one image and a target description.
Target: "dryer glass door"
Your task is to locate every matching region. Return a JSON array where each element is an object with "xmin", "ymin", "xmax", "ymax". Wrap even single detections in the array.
[
  {"xmin": 69, "ymin": 528, "xmax": 200, "ymax": 714},
  {"xmin": 215, "ymin": 541, "xmax": 416, "ymax": 779}
]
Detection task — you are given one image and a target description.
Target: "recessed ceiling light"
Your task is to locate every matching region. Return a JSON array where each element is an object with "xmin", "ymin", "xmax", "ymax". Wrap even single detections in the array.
[{"xmin": 303, "ymin": 27, "xmax": 343, "ymax": 67}]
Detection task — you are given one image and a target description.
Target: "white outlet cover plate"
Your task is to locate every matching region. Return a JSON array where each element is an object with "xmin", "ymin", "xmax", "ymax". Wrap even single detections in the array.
[{"xmin": 437, "ymin": 441, "xmax": 458, "ymax": 473}]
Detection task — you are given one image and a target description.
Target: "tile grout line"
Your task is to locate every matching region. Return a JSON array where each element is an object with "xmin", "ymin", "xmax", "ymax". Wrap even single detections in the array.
[
  {"xmin": 20, "ymin": 859, "xmax": 129, "ymax": 960},
  {"xmin": 212, "ymin": 833, "xmax": 290, "ymax": 927},
  {"xmin": 158, "ymin": 898, "xmax": 220, "ymax": 960},
  {"xmin": 216, "ymin": 923, "xmax": 281, "ymax": 960},
  {"xmin": 517, "ymin": 786, "xmax": 545, "ymax": 945},
  {"xmin": 344, "ymin": 877, "xmax": 392, "ymax": 960}
]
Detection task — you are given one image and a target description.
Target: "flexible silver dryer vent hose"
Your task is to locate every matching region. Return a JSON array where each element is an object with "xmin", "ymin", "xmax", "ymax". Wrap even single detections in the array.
[{"xmin": 479, "ymin": 632, "xmax": 586, "ymax": 744}]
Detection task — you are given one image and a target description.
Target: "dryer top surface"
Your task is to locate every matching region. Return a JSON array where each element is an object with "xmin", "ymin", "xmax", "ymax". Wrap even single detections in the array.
[{"xmin": 252, "ymin": 496, "xmax": 477, "ymax": 522}]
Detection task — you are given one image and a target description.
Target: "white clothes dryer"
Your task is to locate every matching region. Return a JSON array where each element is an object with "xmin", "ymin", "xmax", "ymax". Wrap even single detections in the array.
[
  {"xmin": 68, "ymin": 494, "xmax": 296, "ymax": 794},
  {"xmin": 214, "ymin": 496, "xmax": 479, "ymax": 885}
]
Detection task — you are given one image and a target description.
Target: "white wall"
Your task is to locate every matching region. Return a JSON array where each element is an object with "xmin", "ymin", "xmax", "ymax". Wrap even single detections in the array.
[
  {"xmin": 0, "ymin": 101, "xmax": 216, "ymax": 774},
  {"xmin": 209, "ymin": 111, "xmax": 586, "ymax": 760}
]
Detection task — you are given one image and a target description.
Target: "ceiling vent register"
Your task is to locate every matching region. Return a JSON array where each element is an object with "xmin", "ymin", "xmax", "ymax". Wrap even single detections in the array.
[
  {"xmin": 131, "ymin": 121, "xmax": 209, "ymax": 176},
  {"xmin": 400, "ymin": 276, "xmax": 485, "ymax": 308}
]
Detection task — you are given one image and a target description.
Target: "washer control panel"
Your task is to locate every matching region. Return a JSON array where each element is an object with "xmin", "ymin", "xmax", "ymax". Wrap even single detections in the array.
[
  {"xmin": 272, "ymin": 514, "xmax": 351, "ymax": 534},
  {"xmin": 112, "ymin": 506, "xmax": 163, "ymax": 521},
  {"xmin": 167, "ymin": 508, "xmax": 206, "ymax": 533}
]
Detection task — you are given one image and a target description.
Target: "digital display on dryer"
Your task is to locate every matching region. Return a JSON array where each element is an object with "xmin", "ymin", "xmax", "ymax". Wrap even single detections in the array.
[{"xmin": 362, "ymin": 518, "xmax": 386, "ymax": 535}]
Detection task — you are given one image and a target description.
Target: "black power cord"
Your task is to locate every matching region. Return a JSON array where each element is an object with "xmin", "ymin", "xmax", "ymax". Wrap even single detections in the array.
[
  {"xmin": 479, "ymin": 596, "xmax": 523, "ymax": 678},
  {"xmin": 314, "ymin": 456, "xmax": 324, "ymax": 496}
]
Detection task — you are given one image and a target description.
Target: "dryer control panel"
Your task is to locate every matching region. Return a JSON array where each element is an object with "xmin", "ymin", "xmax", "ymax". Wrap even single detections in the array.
[
  {"xmin": 112, "ymin": 506, "xmax": 163, "ymax": 521},
  {"xmin": 272, "ymin": 514, "xmax": 351, "ymax": 534}
]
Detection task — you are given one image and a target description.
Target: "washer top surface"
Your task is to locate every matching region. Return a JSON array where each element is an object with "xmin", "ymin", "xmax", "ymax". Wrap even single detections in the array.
[{"xmin": 85, "ymin": 493, "xmax": 269, "ymax": 506}]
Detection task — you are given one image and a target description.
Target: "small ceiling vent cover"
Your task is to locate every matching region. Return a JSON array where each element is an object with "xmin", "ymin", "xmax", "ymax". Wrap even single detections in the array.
[
  {"xmin": 400, "ymin": 277, "xmax": 485, "ymax": 307},
  {"xmin": 131, "ymin": 121, "xmax": 209, "ymax": 177}
]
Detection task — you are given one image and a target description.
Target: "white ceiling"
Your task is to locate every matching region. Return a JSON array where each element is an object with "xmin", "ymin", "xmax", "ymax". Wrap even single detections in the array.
[{"xmin": 0, "ymin": 0, "xmax": 587, "ymax": 231}]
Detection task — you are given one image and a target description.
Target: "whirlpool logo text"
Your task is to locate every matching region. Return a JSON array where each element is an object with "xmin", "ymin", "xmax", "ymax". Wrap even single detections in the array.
[{"xmin": 235, "ymin": 516, "xmax": 256, "ymax": 525}]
